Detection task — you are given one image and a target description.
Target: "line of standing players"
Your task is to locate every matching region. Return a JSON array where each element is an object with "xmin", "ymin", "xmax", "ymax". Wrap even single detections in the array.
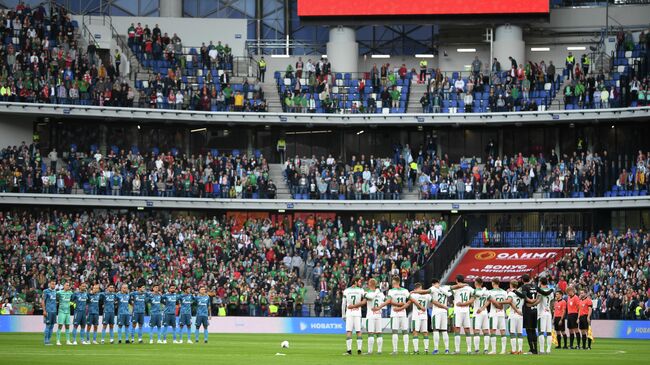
[
  {"xmin": 341, "ymin": 274, "xmax": 591, "ymax": 355},
  {"xmin": 41, "ymin": 280, "xmax": 212, "ymax": 346}
]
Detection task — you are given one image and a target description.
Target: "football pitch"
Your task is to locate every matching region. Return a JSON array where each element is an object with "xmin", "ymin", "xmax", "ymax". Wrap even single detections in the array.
[{"xmin": 0, "ymin": 333, "xmax": 648, "ymax": 365}]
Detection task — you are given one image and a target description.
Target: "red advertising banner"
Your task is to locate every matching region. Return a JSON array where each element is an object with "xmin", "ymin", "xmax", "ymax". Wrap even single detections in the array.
[
  {"xmin": 448, "ymin": 248, "xmax": 569, "ymax": 282},
  {"xmin": 297, "ymin": 0, "xmax": 550, "ymax": 17}
]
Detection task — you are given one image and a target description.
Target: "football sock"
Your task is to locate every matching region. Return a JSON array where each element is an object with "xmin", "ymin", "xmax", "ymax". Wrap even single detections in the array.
[
  {"xmin": 392, "ymin": 334, "xmax": 398, "ymax": 352},
  {"xmin": 367, "ymin": 335, "xmax": 375, "ymax": 353},
  {"xmin": 454, "ymin": 335, "xmax": 460, "ymax": 352},
  {"xmin": 433, "ymin": 331, "xmax": 440, "ymax": 351},
  {"xmin": 346, "ymin": 337, "xmax": 352, "ymax": 351},
  {"xmin": 442, "ymin": 332, "xmax": 449, "ymax": 350},
  {"xmin": 423, "ymin": 336, "xmax": 429, "ymax": 352},
  {"xmin": 377, "ymin": 336, "xmax": 383, "ymax": 353},
  {"xmin": 403, "ymin": 334, "xmax": 409, "ymax": 352},
  {"xmin": 466, "ymin": 335, "xmax": 472, "ymax": 352}
]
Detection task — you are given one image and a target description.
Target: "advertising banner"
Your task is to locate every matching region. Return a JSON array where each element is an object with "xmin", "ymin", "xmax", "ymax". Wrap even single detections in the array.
[
  {"xmin": 1, "ymin": 316, "xmax": 649, "ymax": 339},
  {"xmin": 448, "ymin": 248, "xmax": 570, "ymax": 282},
  {"xmin": 297, "ymin": 0, "xmax": 550, "ymax": 17}
]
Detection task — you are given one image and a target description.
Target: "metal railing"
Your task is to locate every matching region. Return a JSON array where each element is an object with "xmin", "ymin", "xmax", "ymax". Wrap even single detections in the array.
[
  {"xmin": 414, "ymin": 216, "xmax": 471, "ymax": 286},
  {"xmin": 529, "ymin": 246, "xmax": 573, "ymax": 278},
  {"xmin": 245, "ymin": 39, "xmax": 326, "ymax": 56}
]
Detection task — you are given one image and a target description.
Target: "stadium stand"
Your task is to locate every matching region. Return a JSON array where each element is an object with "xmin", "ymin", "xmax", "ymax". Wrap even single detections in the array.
[
  {"xmin": 2, "ymin": 142, "xmax": 650, "ymax": 200},
  {"xmin": 0, "ymin": 210, "xmax": 446, "ymax": 317},
  {"xmin": 0, "ymin": 4, "xmax": 136, "ymax": 106},
  {"xmin": 0, "ymin": 3, "xmax": 647, "ymax": 115},
  {"xmin": 544, "ymin": 229, "xmax": 650, "ymax": 320},
  {"xmin": 0, "ymin": 143, "xmax": 275, "ymax": 199},
  {"xmin": 126, "ymin": 23, "xmax": 268, "ymax": 112}
]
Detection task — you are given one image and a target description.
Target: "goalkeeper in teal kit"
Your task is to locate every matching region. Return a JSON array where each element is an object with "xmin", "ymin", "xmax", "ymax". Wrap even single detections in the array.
[
  {"xmin": 194, "ymin": 286, "xmax": 212, "ymax": 343},
  {"xmin": 56, "ymin": 282, "xmax": 74, "ymax": 345}
]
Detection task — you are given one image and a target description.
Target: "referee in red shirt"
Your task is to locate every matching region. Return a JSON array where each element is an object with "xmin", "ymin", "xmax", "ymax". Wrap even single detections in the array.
[
  {"xmin": 579, "ymin": 289, "xmax": 593, "ymax": 350},
  {"xmin": 553, "ymin": 291, "xmax": 567, "ymax": 349},
  {"xmin": 566, "ymin": 286, "xmax": 581, "ymax": 348}
]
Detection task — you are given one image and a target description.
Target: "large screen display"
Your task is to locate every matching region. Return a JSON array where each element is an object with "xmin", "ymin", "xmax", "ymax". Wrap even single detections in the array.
[{"xmin": 297, "ymin": 0, "xmax": 549, "ymax": 17}]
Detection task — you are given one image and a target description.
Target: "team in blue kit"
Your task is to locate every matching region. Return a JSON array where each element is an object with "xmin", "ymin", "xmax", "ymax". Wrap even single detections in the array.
[
  {"xmin": 148, "ymin": 284, "xmax": 164, "ymax": 344},
  {"xmin": 116, "ymin": 284, "xmax": 132, "ymax": 343},
  {"xmin": 86, "ymin": 284, "xmax": 102, "ymax": 343},
  {"xmin": 161, "ymin": 284, "xmax": 180, "ymax": 343},
  {"xmin": 130, "ymin": 284, "xmax": 148, "ymax": 343},
  {"xmin": 179, "ymin": 287, "xmax": 195, "ymax": 344},
  {"xmin": 70, "ymin": 282, "xmax": 89, "ymax": 344},
  {"xmin": 100, "ymin": 284, "xmax": 117, "ymax": 343},
  {"xmin": 195, "ymin": 286, "xmax": 212, "ymax": 343},
  {"xmin": 41, "ymin": 280, "xmax": 212, "ymax": 346},
  {"xmin": 41, "ymin": 280, "xmax": 58, "ymax": 345}
]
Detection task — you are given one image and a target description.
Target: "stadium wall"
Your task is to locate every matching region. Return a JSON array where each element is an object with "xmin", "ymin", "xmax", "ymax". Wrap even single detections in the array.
[
  {"xmin": 72, "ymin": 15, "xmax": 247, "ymax": 57},
  {"xmin": 0, "ymin": 116, "xmax": 33, "ymax": 148},
  {"xmin": 1, "ymin": 316, "xmax": 649, "ymax": 339}
]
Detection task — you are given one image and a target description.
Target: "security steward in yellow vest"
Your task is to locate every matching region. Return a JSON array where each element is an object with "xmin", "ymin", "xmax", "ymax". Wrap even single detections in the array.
[
  {"xmin": 419, "ymin": 59, "xmax": 428, "ymax": 83},
  {"xmin": 566, "ymin": 52, "xmax": 575, "ymax": 80},
  {"xmin": 258, "ymin": 56, "xmax": 267, "ymax": 82},
  {"xmin": 277, "ymin": 137, "xmax": 286, "ymax": 164}
]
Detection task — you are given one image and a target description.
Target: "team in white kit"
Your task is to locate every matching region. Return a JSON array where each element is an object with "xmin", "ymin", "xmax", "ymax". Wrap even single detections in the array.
[{"xmin": 342, "ymin": 274, "xmax": 554, "ymax": 355}]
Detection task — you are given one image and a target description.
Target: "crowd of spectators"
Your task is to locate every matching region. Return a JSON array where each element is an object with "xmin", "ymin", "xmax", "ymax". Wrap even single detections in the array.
[
  {"xmin": 283, "ymin": 154, "xmax": 405, "ymax": 200},
  {"xmin": 544, "ymin": 228, "xmax": 650, "ymax": 320},
  {"xmin": 0, "ymin": 4, "xmax": 133, "ymax": 107},
  {"xmin": 416, "ymin": 144, "xmax": 650, "ymax": 200},
  {"xmin": 277, "ymin": 58, "xmax": 410, "ymax": 114},
  {"xmin": 127, "ymin": 23, "xmax": 267, "ymax": 112},
  {"xmin": 3, "ymin": 141, "xmax": 649, "ymax": 201},
  {"xmin": 0, "ymin": 210, "xmax": 444, "ymax": 317},
  {"xmin": 0, "ymin": 142, "xmax": 277, "ymax": 199},
  {"xmin": 419, "ymin": 56, "xmax": 560, "ymax": 113}
]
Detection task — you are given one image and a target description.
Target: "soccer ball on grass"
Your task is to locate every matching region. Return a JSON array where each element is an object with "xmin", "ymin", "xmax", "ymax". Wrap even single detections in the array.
[{"xmin": 280, "ymin": 340, "xmax": 290, "ymax": 348}]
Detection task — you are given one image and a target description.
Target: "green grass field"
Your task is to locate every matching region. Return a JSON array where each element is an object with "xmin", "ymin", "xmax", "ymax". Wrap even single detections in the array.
[{"xmin": 0, "ymin": 333, "xmax": 647, "ymax": 365}]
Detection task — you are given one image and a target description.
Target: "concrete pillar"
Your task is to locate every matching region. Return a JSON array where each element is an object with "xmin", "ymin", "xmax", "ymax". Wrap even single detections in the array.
[
  {"xmin": 247, "ymin": 129, "xmax": 254, "ymax": 156},
  {"xmin": 159, "ymin": 0, "xmax": 183, "ymax": 17},
  {"xmin": 493, "ymin": 25, "xmax": 524, "ymax": 71},
  {"xmin": 99, "ymin": 124, "xmax": 108, "ymax": 155},
  {"xmin": 327, "ymin": 26, "xmax": 358, "ymax": 74}
]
